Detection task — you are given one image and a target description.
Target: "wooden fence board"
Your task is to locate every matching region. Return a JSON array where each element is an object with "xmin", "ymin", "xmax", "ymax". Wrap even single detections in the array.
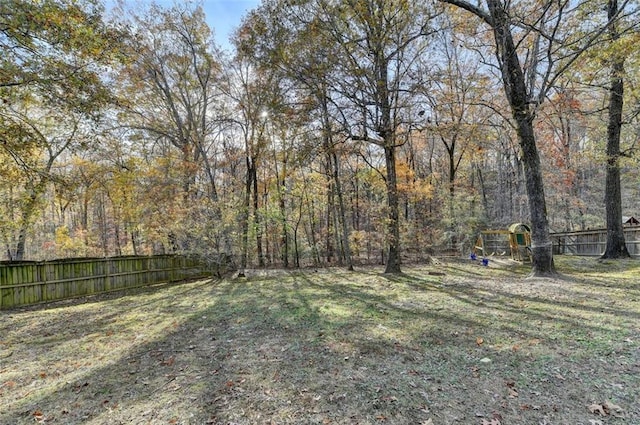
[
  {"xmin": 0, "ymin": 255, "xmax": 216, "ymax": 309},
  {"xmin": 551, "ymin": 227, "xmax": 640, "ymax": 256}
]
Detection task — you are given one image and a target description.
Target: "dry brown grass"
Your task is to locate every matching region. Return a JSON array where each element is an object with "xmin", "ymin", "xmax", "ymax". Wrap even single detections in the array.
[{"xmin": 1, "ymin": 256, "xmax": 638, "ymax": 424}]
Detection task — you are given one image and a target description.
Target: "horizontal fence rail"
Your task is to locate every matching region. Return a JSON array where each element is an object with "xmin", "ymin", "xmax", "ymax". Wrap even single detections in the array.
[
  {"xmin": 0, "ymin": 255, "xmax": 216, "ymax": 309},
  {"xmin": 551, "ymin": 227, "xmax": 640, "ymax": 257}
]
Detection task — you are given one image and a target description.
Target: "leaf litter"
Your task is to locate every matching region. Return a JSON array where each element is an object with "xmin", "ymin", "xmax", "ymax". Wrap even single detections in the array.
[{"xmin": 0, "ymin": 256, "xmax": 638, "ymax": 424}]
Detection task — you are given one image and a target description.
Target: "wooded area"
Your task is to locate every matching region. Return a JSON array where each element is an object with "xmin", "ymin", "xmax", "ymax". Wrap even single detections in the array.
[{"xmin": 1, "ymin": 0, "xmax": 640, "ymax": 275}]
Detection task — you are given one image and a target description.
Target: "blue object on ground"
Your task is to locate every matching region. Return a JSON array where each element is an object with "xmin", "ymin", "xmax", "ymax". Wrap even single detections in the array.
[
  {"xmin": 481, "ymin": 258, "xmax": 489, "ymax": 266},
  {"xmin": 470, "ymin": 253, "xmax": 477, "ymax": 261}
]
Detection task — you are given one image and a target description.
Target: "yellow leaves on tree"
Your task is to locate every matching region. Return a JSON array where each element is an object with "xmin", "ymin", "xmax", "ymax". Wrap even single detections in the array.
[{"xmin": 396, "ymin": 160, "xmax": 433, "ymax": 200}]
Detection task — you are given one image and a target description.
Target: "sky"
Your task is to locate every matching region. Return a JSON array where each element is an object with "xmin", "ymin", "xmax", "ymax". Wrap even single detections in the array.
[
  {"xmin": 201, "ymin": 0, "xmax": 261, "ymax": 48},
  {"xmin": 106, "ymin": 0, "xmax": 261, "ymax": 50}
]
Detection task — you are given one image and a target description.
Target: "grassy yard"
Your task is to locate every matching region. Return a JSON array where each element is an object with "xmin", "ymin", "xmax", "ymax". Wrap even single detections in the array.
[{"xmin": 1, "ymin": 256, "xmax": 638, "ymax": 424}]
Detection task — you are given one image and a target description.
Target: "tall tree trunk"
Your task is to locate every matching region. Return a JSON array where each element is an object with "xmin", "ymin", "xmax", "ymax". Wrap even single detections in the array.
[
  {"xmin": 601, "ymin": 0, "xmax": 630, "ymax": 259},
  {"xmin": 441, "ymin": 0, "xmax": 556, "ymax": 276},
  {"xmin": 517, "ymin": 116, "xmax": 554, "ymax": 275},
  {"xmin": 14, "ymin": 205, "xmax": 33, "ymax": 261},
  {"xmin": 487, "ymin": 0, "xmax": 555, "ymax": 276},
  {"xmin": 384, "ymin": 144, "xmax": 402, "ymax": 273},
  {"xmin": 331, "ymin": 190, "xmax": 343, "ymax": 266},
  {"xmin": 131, "ymin": 228, "xmax": 139, "ymax": 255},
  {"xmin": 304, "ymin": 174, "xmax": 321, "ymax": 266},
  {"xmin": 279, "ymin": 177, "xmax": 289, "ymax": 268},
  {"xmin": 294, "ymin": 199, "xmax": 304, "ymax": 268},
  {"xmin": 326, "ymin": 177, "xmax": 334, "ymax": 264},
  {"xmin": 375, "ymin": 52, "xmax": 401, "ymax": 274},
  {"xmin": 14, "ymin": 181, "xmax": 47, "ymax": 261},
  {"xmin": 476, "ymin": 164, "xmax": 489, "ymax": 221},
  {"xmin": 196, "ymin": 136, "xmax": 232, "ymax": 254},
  {"xmin": 99, "ymin": 194, "xmax": 108, "ymax": 257},
  {"xmin": 332, "ymin": 150, "xmax": 354, "ymax": 271},
  {"xmin": 82, "ymin": 191, "xmax": 90, "ymax": 246},
  {"xmin": 253, "ymin": 161, "xmax": 265, "ymax": 267},
  {"xmin": 273, "ymin": 142, "xmax": 289, "ymax": 268},
  {"xmin": 238, "ymin": 157, "xmax": 254, "ymax": 277},
  {"xmin": 114, "ymin": 222, "xmax": 122, "ymax": 256},
  {"xmin": 320, "ymin": 89, "xmax": 353, "ymax": 270},
  {"xmin": 447, "ymin": 144, "xmax": 457, "ymax": 247}
]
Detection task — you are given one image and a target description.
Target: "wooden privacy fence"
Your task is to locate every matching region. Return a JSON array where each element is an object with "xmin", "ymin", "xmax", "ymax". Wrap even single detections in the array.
[
  {"xmin": 0, "ymin": 255, "xmax": 216, "ymax": 309},
  {"xmin": 551, "ymin": 227, "xmax": 640, "ymax": 257}
]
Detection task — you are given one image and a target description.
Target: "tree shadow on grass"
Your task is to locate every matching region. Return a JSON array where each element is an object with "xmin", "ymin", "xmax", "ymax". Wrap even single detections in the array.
[
  {"xmin": 1, "ymin": 279, "xmax": 220, "ymax": 349},
  {"xmin": 2, "ymin": 270, "xmax": 479, "ymax": 424},
  {"xmin": 291, "ymin": 267, "xmax": 640, "ymax": 422},
  {"xmin": 1, "ymin": 263, "xmax": 639, "ymax": 424},
  {"xmin": 379, "ymin": 267, "xmax": 640, "ymax": 369}
]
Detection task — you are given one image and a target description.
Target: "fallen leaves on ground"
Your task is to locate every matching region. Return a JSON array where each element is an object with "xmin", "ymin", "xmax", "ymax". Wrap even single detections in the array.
[
  {"xmin": 32, "ymin": 410, "xmax": 50, "ymax": 423},
  {"xmin": 588, "ymin": 400, "xmax": 625, "ymax": 418},
  {"xmin": 2, "ymin": 258, "xmax": 639, "ymax": 425},
  {"xmin": 505, "ymin": 380, "xmax": 518, "ymax": 398},
  {"xmin": 605, "ymin": 400, "xmax": 625, "ymax": 417},
  {"xmin": 588, "ymin": 403, "xmax": 606, "ymax": 415}
]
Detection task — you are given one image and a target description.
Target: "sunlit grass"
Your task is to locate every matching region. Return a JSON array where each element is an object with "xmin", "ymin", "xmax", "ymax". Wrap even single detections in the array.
[{"xmin": 1, "ymin": 257, "xmax": 638, "ymax": 424}]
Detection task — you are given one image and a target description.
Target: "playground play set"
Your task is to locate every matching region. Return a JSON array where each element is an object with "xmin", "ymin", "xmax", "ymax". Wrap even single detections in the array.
[{"xmin": 471, "ymin": 223, "xmax": 532, "ymax": 265}]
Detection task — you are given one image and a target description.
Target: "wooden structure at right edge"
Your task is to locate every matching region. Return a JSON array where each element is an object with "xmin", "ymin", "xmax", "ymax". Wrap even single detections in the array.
[{"xmin": 474, "ymin": 223, "xmax": 532, "ymax": 262}]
